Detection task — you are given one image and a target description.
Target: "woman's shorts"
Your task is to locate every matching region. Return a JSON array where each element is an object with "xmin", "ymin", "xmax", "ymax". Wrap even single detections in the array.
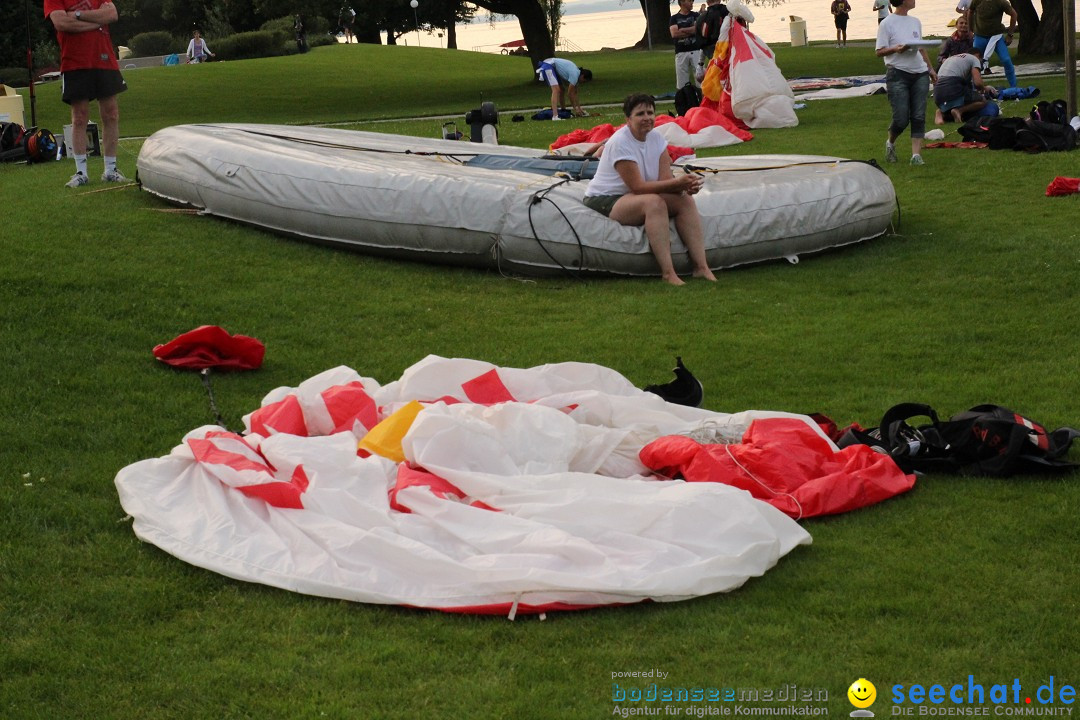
[{"xmin": 582, "ymin": 194, "xmax": 622, "ymax": 216}]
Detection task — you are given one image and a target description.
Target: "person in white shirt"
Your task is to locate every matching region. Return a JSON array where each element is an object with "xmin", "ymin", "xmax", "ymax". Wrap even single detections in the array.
[
  {"xmin": 873, "ymin": 0, "xmax": 891, "ymax": 23},
  {"xmin": 582, "ymin": 94, "xmax": 716, "ymax": 286},
  {"xmin": 186, "ymin": 30, "xmax": 214, "ymax": 63},
  {"xmin": 875, "ymin": 0, "xmax": 937, "ymax": 165}
]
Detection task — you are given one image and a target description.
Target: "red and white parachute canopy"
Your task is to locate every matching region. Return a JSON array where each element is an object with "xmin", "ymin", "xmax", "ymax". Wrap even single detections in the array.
[
  {"xmin": 116, "ymin": 356, "xmax": 909, "ymax": 615},
  {"xmin": 551, "ymin": 0, "xmax": 796, "ymax": 157}
]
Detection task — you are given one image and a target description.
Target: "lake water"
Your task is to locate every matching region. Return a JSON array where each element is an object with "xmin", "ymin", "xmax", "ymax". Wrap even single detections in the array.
[{"xmin": 395, "ymin": 0, "xmax": 960, "ymax": 52}]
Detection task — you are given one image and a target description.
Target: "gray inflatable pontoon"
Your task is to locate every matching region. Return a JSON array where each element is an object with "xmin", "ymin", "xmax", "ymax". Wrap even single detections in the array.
[{"xmin": 136, "ymin": 123, "xmax": 897, "ymax": 277}]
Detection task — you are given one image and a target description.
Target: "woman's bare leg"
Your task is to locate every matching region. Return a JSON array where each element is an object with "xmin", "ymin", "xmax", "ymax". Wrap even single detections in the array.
[
  {"xmin": 610, "ymin": 194, "xmax": 684, "ymax": 285},
  {"xmin": 663, "ymin": 192, "xmax": 716, "ymax": 281}
]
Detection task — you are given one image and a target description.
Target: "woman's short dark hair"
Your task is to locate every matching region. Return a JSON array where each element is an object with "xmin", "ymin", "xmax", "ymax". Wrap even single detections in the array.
[{"xmin": 623, "ymin": 93, "xmax": 656, "ymax": 117}]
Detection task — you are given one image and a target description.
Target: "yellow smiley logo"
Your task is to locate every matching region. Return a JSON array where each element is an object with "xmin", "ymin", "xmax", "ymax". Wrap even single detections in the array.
[{"xmin": 848, "ymin": 678, "xmax": 877, "ymax": 709}]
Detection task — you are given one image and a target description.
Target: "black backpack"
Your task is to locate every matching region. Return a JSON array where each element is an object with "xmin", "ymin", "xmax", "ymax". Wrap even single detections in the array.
[
  {"xmin": 987, "ymin": 117, "xmax": 1029, "ymax": 149},
  {"xmin": 695, "ymin": 3, "xmax": 728, "ymax": 52},
  {"xmin": 957, "ymin": 115, "xmax": 993, "ymax": 143},
  {"xmin": 1015, "ymin": 119, "xmax": 1078, "ymax": 153},
  {"xmin": 837, "ymin": 403, "xmax": 1080, "ymax": 477},
  {"xmin": 1030, "ymin": 99, "xmax": 1068, "ymax": 125},
  {"xmin": 957, "ymin": 116, "xmax": 1027, "ymax": 148},
  {"xmin": 674, "ymin": 83, "xmax": 702, "ymax": 116},
  {"xmin": 0, "ymin": 121, "xmax": 28, "ymax": 163}
]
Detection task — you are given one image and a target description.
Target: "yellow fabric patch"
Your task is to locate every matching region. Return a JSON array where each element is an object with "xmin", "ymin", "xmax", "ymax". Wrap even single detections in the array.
[{"xmin": 358, "ymin": 400, "xmax": 424, "ymax": 463}]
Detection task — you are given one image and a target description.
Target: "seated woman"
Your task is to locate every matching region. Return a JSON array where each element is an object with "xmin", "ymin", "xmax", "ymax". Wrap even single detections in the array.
[
  {"xmin": 186, "ymin": 30, "xmax": 215, "ymax": 63},
  {"xmin": 937, "ymin": 15, "xmax": 975, "ymax": 70},
  {"xmin": 582, "ymin": 93, "xmax": 717, "ymax": 286}
]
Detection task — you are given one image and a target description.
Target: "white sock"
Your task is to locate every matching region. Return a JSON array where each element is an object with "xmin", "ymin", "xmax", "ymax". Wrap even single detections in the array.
[
  {"xmin": 105, "ymin": 156, "xmax": 117, "ymax": 173},
  {"xmin": 75, "ymin": 154, "xmax": 88, "ymax": 176}
]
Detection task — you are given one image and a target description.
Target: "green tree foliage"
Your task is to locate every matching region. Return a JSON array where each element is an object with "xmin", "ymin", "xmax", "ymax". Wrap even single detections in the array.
[
  {"xmin": 0, "ymin": 2, "xmax": 57, "ymax": 73},
  {"xmin": 127, "ymin": 30, "xmax": 177, "ymax": 56}
]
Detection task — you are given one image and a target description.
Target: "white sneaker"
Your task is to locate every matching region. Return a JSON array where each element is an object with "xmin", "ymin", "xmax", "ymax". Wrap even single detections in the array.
[
  {"xmin": 101, "ymin": 168, "xmax": 128, "ymax": 183},
  {"xmin": 552, "ymin": 117, "xmax": 563, "ymax": 121},
  {"xmin": 885, "ymin": 141, "xmax": 897, "ymax": 163},
  {"xmin": 910, "ymin": 154, "xmax": 924, "ymax": 166},
  {"xmin": 66, "ymin": 172, "xmax": 88, "ymax": 188}
]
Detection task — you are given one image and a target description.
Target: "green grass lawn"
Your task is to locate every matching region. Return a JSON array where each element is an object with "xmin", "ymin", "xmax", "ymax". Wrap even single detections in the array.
[{"xmin": 3, "ymin": 43, "xmax": 1080, "ymax": 720}]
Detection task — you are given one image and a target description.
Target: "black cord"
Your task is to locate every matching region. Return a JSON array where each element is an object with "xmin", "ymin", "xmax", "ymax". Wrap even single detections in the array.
[
  {"xmin": 679, "ymin": 157, "xmax": 867, "ymax": 174},
  {"xmin": 199, "ymin": 368, "xmax": 235, "ymax": 432},
  {"xmin": 526, "ymin": 178, "xmax": 589, "ymax": 280}
]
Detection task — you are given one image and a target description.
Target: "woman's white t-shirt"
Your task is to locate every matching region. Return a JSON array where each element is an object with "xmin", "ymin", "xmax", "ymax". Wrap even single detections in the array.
[
  {"xmin": 876, "ymin": 13, "xmax": 929, "ymax": 73},
  {"xmin": 584, "ymin": 125, "xmax": 669, "ymax": 197}
]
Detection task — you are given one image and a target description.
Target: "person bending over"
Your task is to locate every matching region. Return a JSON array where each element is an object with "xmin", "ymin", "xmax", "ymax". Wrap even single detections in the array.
[
  {"xmin": 536, "ymin": 57, "xmax": 592, "ymax": 120},
  {"xmin": 934, "ymin": 53, "xmax": 994, "ymax": 123},
  {"xmin": 582, "ymin": 94, "xmax": 717, "ymax": 286}
]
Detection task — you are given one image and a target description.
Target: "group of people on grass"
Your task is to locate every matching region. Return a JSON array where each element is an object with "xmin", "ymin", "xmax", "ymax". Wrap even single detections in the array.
[
  {"xmin": 44, "ymin": 0, "xmax": 1025, "ymax": 284},
  {"xmin": 877, "ymin": 0, "xmax": 1018, "ymax": 165}
]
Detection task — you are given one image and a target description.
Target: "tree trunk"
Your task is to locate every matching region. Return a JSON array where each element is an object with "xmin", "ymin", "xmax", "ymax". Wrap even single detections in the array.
[
  {"xmin": 446, "ymin": 15, "xmax": 458, "ymax": 48},
  {"xmin": 357, "ymin": 25, "xmax": 383, "ymax": 43},
  {"xmin": 1014, "ymin": 0, "xmax": 1064, "ymax": 55},
  {"xmin": 634, "ymin": 0, "xmax": 676, "ymax": 48},
  {"xmin": 470, "ymin": 0, "xmax": 554, "ymax": 64},
  {"xmin": 508, "ymin": 0, "xmax": 555, "ymax": 64}
]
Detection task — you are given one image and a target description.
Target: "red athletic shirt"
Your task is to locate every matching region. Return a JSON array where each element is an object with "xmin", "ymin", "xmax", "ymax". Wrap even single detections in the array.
[{"xmin": 44, "ymin": 0, "xmax": 120, "ymax": 72}]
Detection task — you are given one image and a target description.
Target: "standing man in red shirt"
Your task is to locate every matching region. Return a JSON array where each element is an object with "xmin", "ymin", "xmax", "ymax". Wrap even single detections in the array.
[{"xmin": 44, "ymin": 0, "xmax": 128, "ymax": 187}]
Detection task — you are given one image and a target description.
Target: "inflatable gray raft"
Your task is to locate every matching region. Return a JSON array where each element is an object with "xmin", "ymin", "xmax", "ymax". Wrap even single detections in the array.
[{"xmin": 136, "ymin": 123, "xmax": 897, "ymax": 277}]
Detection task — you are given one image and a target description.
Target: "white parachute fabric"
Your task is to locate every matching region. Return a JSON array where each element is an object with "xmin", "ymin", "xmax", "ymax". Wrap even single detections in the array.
[
  {"xmin": 115, "ymin": 356, "xmax": 812, "ymax": 613},
  {"xmin": 723, "ymin": 4, "xmax": 799, "ymax": 129}
]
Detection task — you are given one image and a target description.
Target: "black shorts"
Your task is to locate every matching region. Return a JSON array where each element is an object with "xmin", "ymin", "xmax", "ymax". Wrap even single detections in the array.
[
  {"xmin": 583, "ymin": 194, "xmax": 623, "ymax": 216},
  {"xmin": 61, "ymin": 69, "xmax": 127, "ymax": 105},
  {"xmin": 834, "ymin": 14, "xmax": 849, "ymax": 30}
]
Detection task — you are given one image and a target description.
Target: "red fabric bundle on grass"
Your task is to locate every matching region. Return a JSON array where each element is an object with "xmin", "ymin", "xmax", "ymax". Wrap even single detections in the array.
[
  {"xmin": 924, "ymin": 141, "xmax": 988, "ymax": 149},
  {"xmin": 548, "ymin": 122, "xmax": 695, "ymax": 162},
  {"xmin": 1046, "ymin": 177, "xmax": 1080, "ymax": 197},
  {"xmin": 640, "ymin": 417, "xmax": 916, "ymax": 520},
  {"xmin": 153, "ymin": 325, "xmax": 265, "ymax": 370}
]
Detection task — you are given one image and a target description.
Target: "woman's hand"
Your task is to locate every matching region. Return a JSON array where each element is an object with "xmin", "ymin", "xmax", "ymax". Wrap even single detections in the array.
[{"xmin": 675, "ymin": 173, "xmax": 704, "ymax": 195}]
